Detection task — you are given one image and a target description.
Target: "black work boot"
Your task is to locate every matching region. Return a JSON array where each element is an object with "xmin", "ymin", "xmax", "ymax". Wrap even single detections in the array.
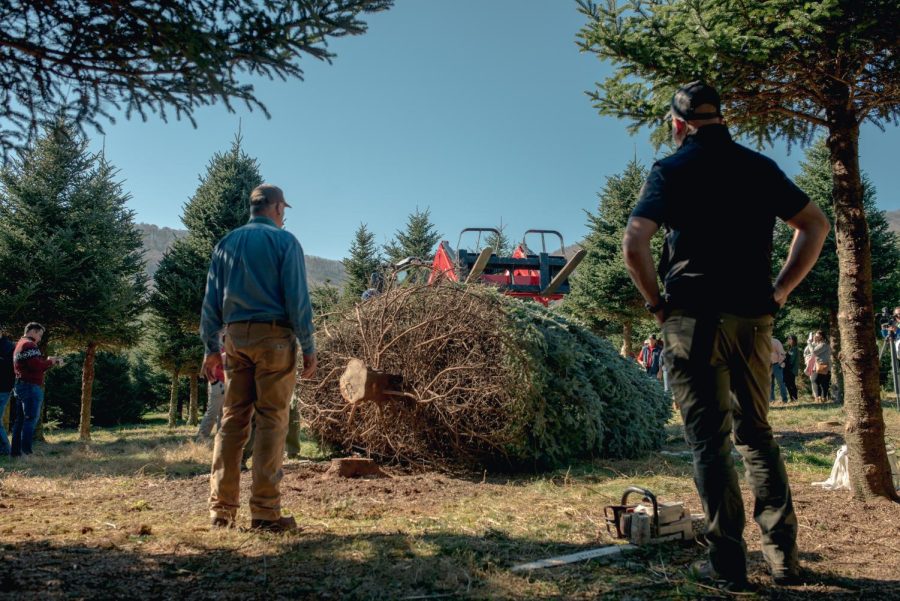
[{"xmin": 690, "ymin": 560, "xmax": 755, "ymax": 592}]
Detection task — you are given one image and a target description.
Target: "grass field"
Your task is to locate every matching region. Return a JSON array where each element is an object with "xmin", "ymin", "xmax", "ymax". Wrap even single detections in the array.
[{"xmin": 1, "ymin": 399, "xmax": 899, "ymax": 600}]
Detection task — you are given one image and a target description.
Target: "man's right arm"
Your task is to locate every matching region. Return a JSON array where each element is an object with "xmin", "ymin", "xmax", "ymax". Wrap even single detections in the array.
[
  {"xmin": 773, "ymin": 202, "xmax": 830, "ymax": 306},
  {"xmin": 199, "ymin": 248, "xmax": 225, "ymax": 355}
]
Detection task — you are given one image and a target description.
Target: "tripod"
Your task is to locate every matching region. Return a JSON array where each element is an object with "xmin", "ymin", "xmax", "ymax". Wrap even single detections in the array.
[{"xmin": 879, "ymin": 329, "xmax": 900, "ymax": 411}]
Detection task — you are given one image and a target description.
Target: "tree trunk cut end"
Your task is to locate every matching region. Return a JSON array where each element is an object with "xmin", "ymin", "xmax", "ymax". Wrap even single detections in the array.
[{"xmin": 325, "ymin": 457, "xmax": 389, "ymax": 479}]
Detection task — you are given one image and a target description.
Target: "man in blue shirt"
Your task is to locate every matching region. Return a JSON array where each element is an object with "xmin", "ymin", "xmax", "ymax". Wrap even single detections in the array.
[{"xmin": 200, "ymin": 183, "xmax": 316, "ymax": 533}]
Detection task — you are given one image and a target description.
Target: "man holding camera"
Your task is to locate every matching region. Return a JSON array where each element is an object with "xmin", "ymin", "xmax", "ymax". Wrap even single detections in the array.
[
  {"xmin": 881, "ymin": 307, "xmax": 900, "ymax": 346},
  {"xmin": 622, "ymin": 82, "xmax": 829, "ymax": 590}
]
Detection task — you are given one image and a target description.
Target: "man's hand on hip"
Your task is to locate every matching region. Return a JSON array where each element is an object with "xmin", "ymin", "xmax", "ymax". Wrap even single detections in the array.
[
  {"xmin": 301, "ymin": 352, "xmax": 317, "ymax": 380},
  {"xmin": 203, "ymin": 353, "xmax": 223, "ymax": 381}
]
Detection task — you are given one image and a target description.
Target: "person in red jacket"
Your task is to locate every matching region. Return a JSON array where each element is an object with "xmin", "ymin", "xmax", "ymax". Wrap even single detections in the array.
[{"xmin": 11, "ymin": 322, "xmax": 62, "ymax": 457}]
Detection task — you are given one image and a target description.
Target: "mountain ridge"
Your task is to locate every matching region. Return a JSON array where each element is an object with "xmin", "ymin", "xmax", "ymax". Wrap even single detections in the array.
[{"xmin": 137, "ymin": 223, "xmax": 345, "ymax": 287}]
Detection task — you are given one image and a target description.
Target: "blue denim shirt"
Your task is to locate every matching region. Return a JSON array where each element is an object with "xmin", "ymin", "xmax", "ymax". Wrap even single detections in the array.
[{"xmin": 200, "ymin": 217, "xmax": 315, "ymax": 355}]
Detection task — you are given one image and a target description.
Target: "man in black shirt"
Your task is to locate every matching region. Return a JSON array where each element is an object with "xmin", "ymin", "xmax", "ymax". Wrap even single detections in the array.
[{"xmin": 623, "ymin": 82, "xmax": 829, "ymax": 590}]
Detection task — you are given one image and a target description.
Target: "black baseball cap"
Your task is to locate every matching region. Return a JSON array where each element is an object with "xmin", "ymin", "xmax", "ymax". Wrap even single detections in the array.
[
  {"xmin": 670, "ymin": 81, "xmax": 722, "ymax": 121},
  {"xmin": 249, "ymin": 184, "xmax": 291, "ymax": 208}
]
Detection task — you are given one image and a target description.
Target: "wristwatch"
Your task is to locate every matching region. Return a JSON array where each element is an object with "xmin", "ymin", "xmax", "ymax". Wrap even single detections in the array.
[{"xmin": 645, "ymin": 299, "xmax": 666, "ymax": 314}]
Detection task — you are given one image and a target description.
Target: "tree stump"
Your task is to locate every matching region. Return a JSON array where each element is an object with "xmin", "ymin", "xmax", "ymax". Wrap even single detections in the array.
[{"xmin": 325, "ymin": 457, "xmax": 388, "ymax": 479}]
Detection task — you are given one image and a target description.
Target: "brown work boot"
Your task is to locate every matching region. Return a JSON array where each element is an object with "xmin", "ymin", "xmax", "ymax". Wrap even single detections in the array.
[
  {"xmin": 250, "ymin": 515, "xmax": 298, "ymax": 533},
  {"xmin": 210, "ymin": 516, "xmax": 234, "ymax": 530}
]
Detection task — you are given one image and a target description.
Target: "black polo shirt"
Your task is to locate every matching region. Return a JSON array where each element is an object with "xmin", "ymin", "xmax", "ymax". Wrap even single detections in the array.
[{"xmin": 631, "ymin": 124, "xmax": 809, "ymax": 316}]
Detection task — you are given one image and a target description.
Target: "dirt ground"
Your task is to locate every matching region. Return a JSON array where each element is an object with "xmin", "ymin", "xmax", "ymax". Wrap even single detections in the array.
[{"xmin": 1, "ymin": 400, "xmax": 899, "ymax": 600}]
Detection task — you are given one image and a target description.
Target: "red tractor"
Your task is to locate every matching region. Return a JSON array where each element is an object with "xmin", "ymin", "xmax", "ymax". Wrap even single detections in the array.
[{"xmin": 423, "ymin": 228, "xmax": 586, "ymax": 306}]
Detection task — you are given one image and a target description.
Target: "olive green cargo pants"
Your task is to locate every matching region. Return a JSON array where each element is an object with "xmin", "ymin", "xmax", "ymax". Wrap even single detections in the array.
[
  {"xmin": 662, "ymin": 311, "xmax": 798, "ymax": 582},
  {"xmin": 209, "ymin": 322, "xmax": 298, "ymax": 522}
]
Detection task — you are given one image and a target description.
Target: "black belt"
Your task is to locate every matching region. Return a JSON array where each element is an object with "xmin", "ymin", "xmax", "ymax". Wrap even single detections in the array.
[{"xmin": 228, "ymin": 320, "xmax": 292, "ymax": 329}]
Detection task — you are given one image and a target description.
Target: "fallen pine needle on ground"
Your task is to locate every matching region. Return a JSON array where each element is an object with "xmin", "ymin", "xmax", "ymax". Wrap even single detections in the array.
[{"xmin": 0, "ymin": 402, "xmax": 898, "ymax": 600}]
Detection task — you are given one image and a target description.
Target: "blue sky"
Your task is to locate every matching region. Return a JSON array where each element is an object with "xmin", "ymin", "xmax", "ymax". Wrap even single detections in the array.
[{"xmin": 89, "ymin": 0, "xmax": 900, "ymax": 260}]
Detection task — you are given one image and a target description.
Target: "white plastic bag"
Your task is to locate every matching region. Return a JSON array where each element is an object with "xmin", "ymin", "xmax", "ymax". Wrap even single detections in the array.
[
  {"xmin": 812, "ymin": 445, "xmax": 850, "ymax": 490},
  {"xmin": 813, "ymin": 444, "xmax": 900, "ymax": 491}
]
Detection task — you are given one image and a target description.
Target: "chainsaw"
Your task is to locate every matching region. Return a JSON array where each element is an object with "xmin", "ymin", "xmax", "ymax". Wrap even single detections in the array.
[{"xmin": 604, "ymin": 486, "xmax": 706, "ymax": 546}]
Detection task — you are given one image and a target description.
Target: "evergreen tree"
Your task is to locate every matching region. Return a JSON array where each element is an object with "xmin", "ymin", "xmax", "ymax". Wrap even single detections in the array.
[
  {"xmin": 0, "ymin": 123, "xmax": 93, "ymax": 337},
  {"xmin": 0, "ymin": 1, "xmax": 392, "ymax": 158},
  {"xmin": 578, "ymin": 0, "xmax": 900, "ymax": 500},
  {"xmin": 343, "ymin": 223, "xmax": 380, "ymax": 301},
  {"xmin": 146, "ymin": 136, "xmax": 262, "ymax": 425},
  {"xmin": 774, "ymin": 139, "xmax": 900, "ymax": 397},
  {"xmin": 0, "ymin": 123, "xmax": 147, "ymax": 441},
  {"xmin": 67, "ymin": 157, "xmax": 147, "ymax": 440},
  {"xmin": 144, "ymin": 313, "xmax": 201, "ymax": 428},
  {"xmin": 485, "ymin": 219, "xmax": 513, "ymax": 256},
  {"xmin": 564, "ymin": 159, "xmax": 660, "ymax": 355},
  {"xmin": 181, "ymin": 136, "xmax": 263, "ymax": 251},
  {"xmin": 311, "ymin": 282, "xmax": 342, "ymax": 317},
  {"xmin": 383, "ymin": 208, "xmax": 441, "ymax": 264}
]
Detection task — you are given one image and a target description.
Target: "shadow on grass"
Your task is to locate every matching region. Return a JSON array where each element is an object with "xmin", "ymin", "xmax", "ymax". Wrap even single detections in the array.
[
  {"xmin": 775, "ymin": 430, "xmax": 844, "ymax": 449},
  {"xmin": 2, "ymin": 532, "xmax": 897, "ymax": 601},
  {"xmin": 769, "ymin": 401, "xmax": 843, "ymax": 412}
]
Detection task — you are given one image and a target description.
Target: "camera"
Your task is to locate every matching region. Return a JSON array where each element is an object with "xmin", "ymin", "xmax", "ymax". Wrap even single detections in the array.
[{"xmin": 880, "ymin": 307, "xmax": 897, "ymax": 331}]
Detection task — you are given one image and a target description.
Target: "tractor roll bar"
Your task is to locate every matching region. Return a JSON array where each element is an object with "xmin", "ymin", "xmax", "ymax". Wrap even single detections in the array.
[
  {"xmin": 455, "ymin": 228, "xmax": 502, "ymax": 258},
  {"xmin": 521, "ymin": 230, "xmax": 564, "ymax": 255}
]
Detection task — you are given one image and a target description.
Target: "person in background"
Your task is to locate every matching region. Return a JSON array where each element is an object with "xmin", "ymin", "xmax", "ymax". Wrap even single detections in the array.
[
  {"xmin": 11, "ymin": 322, "xmax": 62, "ymax": 457},
  {"xmin": 770, "ymin": 336, "xmax": 788, "ymax": 403},
  {"xmin": 783, "ymin": 335, "xmax": 799, "ymax": 402},
  {"xmin": 804, "ymin": 330, "xmax": 832, "ymax": 402},
  {"xmin": 0, "ymin": 326, "xmax": 16, "ymax": 456},
  {"xmin": 639, "ymin": 335, "xmax": 659, "ymax": 374},
  {"xmin": 636, "ymin": 339, "xmax": 650, "ymax": 367},
  {"xmin": 655, "ymin": 339, "xmax": 670, "ymax": 392},
  {"xmin": 649, "ymin": 337, "xmax": 663, "ymax": 379},
  {"xmin": 361, "ymin": 271, "xmax": 384, "ymax": 301},
  {"xmin": 196, "ymin": 350, "xmax": 226, "ymax": 441},
  {"xmin": 880, "ymin": 306, "xmax": 900, "ymax": 354}
]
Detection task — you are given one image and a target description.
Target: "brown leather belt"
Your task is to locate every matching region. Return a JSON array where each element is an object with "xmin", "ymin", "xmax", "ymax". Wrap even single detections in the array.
[{"xmin": 228, "ymin": 320, "xmax": 292, "ymax": 329}]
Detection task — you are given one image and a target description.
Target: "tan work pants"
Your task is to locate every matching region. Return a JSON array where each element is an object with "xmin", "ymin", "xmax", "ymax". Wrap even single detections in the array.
[{"xmin": 209, "ymin": 322, "xmax": 297, "ymax": 522}]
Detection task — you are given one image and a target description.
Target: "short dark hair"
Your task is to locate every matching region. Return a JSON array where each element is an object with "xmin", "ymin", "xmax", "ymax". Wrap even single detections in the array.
[{"xmin": 24, "ymin": 322, "xmax": 45, "ymax": 335}]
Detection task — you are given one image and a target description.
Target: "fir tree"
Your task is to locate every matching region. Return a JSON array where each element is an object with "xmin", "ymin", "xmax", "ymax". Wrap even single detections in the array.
[
  {"xmin": 343, "ymin": 224, "xmax": 380, "ymax": 301},
  {"xmin": 144, "ymin": 313, "xmax": 202, "ymax": 428},
  {"xmin": 383, "ymin": 208, "xmax": 441, "ymax": 264},
  {"xmin": 485, "ymin": 219, "xmax": 513, "ymax": 256},
  {"xmin": 311, "ymin": 282, "xmax": 342, "ymax": 317},
  {"xmin": 564, "ymin": 159, "xmax": 660, "ymax": 356},
  {"xmin": 0, "ymin": 123, "xmax": 93, "ymax": 336},
  {"xmin": 181, "ymin": 135, "xmax": 263, "ymax": 251},
  {"xmin": 578, "ymin": 0, "xmax": 900, "ymax": 500},
  {"xmin": 146, "ymin": 136, "xmax": 262, "ymax": 418},
  {"xmin": 774, "ymin": 139, "xmax": 900, "ymax": 397},
  {"xmin": 0, "ymin": 123, "xmax": 147, "ymax": 441},
  {"xmin": 0, "ymin": 1, "xmax": 392, "ymax": 158}
]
